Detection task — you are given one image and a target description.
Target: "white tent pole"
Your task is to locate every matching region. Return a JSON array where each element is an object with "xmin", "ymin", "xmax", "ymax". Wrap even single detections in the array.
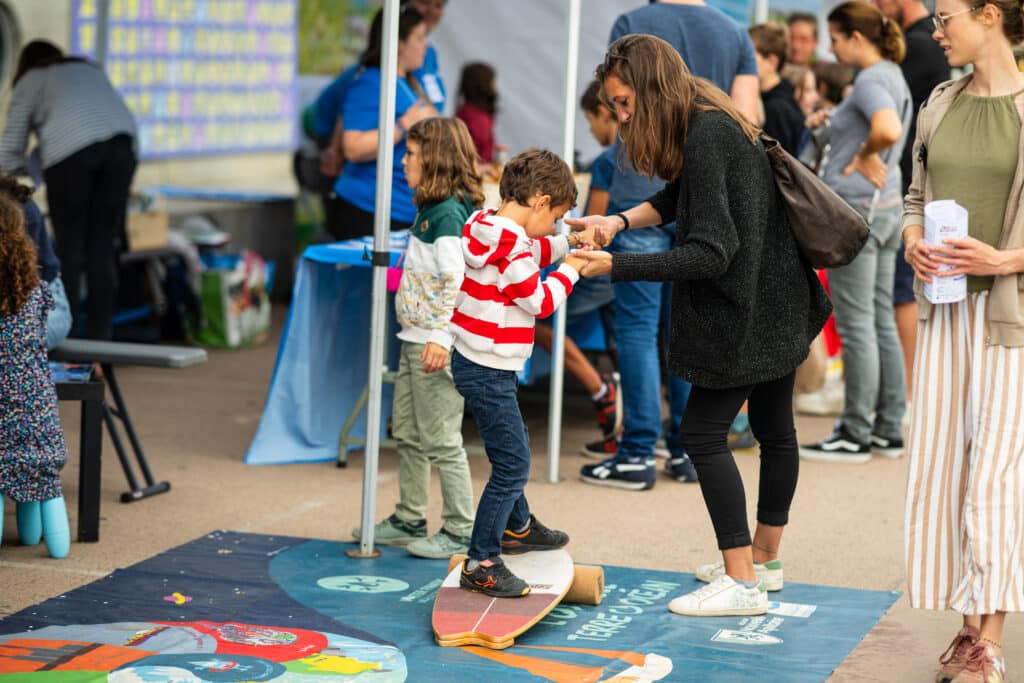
[
  {"xmin": 753, "ymin": 0, "xmax": 769, "ymax": 24},
  {"xmin": 350, "ymin": 0, "xmax": 400, "ymax": 559},
  {"xmin": 546, "ymin": 0, "xmax": 581, "ymax": 484}
]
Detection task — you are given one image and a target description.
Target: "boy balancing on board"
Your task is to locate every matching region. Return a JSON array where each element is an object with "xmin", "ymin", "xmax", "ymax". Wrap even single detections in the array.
[{"xmin": 450, "ymin": 148, "xmax": 594, "ymax": 597}]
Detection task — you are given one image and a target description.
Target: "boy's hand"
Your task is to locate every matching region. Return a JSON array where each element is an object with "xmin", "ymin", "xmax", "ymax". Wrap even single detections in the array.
[
  {"xmin": 569, "ymin": 250, "xmax": 613, "ymax": 277},
  {"xmin": 566, "ymin": 214, "xmax": 622, "ymax": 248},
  {"xmin": 563, "ymin": 254, "xmax": 588, "ymax": 273},
  {"xmin": 420, "ymin": 342, "xmax": 450, "ymax": 373}
]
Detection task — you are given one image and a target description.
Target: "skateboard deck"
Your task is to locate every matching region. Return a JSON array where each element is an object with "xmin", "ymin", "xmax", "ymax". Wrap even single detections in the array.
[{"xmin": 432, "ymin": 549, "xmax": 602, "ymax": 649}]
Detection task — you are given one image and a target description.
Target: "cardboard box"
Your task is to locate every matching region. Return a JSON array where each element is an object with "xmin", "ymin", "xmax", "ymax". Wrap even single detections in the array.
[{"xmin": 126, "ymin": 210, "xmax": 169, "ymax": 252}]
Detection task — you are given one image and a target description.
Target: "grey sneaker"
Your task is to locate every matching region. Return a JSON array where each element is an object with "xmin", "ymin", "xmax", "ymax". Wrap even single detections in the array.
[
  {"xmin": 407, "ymin": 528, "xmax": 470, "ymax": 559},
  {"xmin": 351, "ymin": 513, "xmax": 426, "ymax": 546}
]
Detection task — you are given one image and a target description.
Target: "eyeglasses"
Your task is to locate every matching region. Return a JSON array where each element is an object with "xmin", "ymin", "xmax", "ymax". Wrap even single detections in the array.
[{"xmin": 932, "ymin": 4, "xmax": 983, "ymax": 31}]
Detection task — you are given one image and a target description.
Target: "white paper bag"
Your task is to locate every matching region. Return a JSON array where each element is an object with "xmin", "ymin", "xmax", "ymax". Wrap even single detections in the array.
[{"xmin": 923, "ymin": 200, "xmax": 968, "ymax": 304}]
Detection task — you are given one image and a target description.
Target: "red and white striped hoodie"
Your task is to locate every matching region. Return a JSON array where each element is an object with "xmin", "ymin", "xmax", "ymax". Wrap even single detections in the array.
[{"xmin": 451, "ymin": 209, "xmax": 579, "ymax": 371}]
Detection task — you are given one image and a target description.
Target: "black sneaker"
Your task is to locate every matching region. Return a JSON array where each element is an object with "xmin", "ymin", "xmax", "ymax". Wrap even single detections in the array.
[
  {"xmin": 593, "ymin": 372, "xmax": 623, "ymax": 438},
  {"xmin": 501, "ymin": 514, "xmax": 569, "ymax": 554},
  {"xmin": 460, "ymin": 557, "xmax": 530, "ymax": 598},
  {"xmin": 580, "ymin": 433, "xmax": 619, "ymax": 460},
  {"xmin": 664, "ymin": 450, "xmax": 699, "ymax": 482},
  {"xmin": 870, "ymin": 433, "xmax": 904, "ymax": 459},
  {"xmin": 580, "ymin": 456, "xmax": 656, "ymax": 490},
  {"xmin": 799, "ymin": 424, "xmax": 871, "ymax": 463}
]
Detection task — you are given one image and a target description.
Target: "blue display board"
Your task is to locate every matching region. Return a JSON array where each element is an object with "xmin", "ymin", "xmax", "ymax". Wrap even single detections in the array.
[{"xmin": 70, "ymin": 0, "xmax": 297, "ymax": 159}]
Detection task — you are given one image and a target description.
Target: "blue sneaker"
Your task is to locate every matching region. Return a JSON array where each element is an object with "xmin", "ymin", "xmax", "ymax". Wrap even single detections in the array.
[
  {"xmin": 580, "ymin": 456, "xmax": 656, "ymax": 490},
  {"xmin": 664, "ymin": 450, "xmax": 699, "ymax": 482}
]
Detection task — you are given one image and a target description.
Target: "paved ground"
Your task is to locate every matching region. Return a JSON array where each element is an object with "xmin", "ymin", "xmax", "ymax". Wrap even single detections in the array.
[{"xmin": 1, "ymin": 310, "xmax": 1020, "ymax": 681}]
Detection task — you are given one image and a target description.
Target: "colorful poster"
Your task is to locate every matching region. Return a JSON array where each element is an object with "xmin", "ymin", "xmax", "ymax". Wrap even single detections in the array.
[{"xmin": 70, "ymin": 0, "xmax": 298, "ymax": 159}]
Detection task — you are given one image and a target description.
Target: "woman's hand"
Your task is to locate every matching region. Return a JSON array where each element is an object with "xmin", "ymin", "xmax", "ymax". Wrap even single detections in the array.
[
  {"xmin": 565, "ymin": 214, "xmax": 622, "ymax": 248},
  {"xmin": 929, "ymin": 237, "xmax": 1016, "ymax": 278},
  {"xmin": 904, "ymin": 235, "xmax": 939, "ymax": 283},
  {"xmin": 569, "ymin": 249, "xmax": 613, "ymax": 277},
  {"xmin": 420, "ymin": 342, "xmax": 450, "ymax": 373},
  {"xmin": 400, "ymin": 101, "xmax": 433, "ymax": 132},
  {"xmin": 843, "ymin": 149, "xmax": 887, "ymax": 188}
]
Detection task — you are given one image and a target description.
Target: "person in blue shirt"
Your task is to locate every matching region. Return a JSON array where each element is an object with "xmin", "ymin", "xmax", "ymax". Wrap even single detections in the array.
[
  {"xmin": 329, "ymin": 7, "xmax": 437, "ymax": 241},
  {"xmin": 404, "ymin": 0, "xmax": 448, "ymax": 112}
]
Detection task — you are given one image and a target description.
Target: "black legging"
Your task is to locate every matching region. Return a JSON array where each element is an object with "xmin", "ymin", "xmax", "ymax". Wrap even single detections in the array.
[
  {"xmin": 679, "ymin": 371, "xmax": 799, "ymax": 551},
  {"xmin": 44, "ymin": 134, "xmax": 136, "ymax": 340}
]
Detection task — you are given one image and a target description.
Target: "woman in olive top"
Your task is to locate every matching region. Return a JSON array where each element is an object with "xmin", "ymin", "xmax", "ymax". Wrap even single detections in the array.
[{"xmin": 902, "ymin": 0, "xmax": 1024, "ymax": 680}]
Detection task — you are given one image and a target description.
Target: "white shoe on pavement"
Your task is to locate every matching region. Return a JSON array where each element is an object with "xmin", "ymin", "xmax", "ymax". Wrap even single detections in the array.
[
  {"xmin": 668, "ymin": 575, "xmax": 768, "ymax": 617},
  {"xmin": 694, "ymin": 558, "xmax": 784, "ymax": 591},
  {"xmin": 793, "ymin": 377, "xmax": 844, "ymax": 416}
]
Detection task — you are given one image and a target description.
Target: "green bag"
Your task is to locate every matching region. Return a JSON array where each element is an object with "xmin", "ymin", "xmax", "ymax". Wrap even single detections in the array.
[{"xmin": 197, "ymin": 251, "xmax": 272, "ymax": 348}]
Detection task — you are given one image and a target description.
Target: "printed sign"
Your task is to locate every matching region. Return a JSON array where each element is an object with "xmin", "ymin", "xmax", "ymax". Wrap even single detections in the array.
[{"xmin": 70, "ymin": 0, "xmax": 297, "ymax": 159}]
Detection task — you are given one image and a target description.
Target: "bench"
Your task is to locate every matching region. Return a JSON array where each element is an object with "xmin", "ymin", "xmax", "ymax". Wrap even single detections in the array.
[{"xmin": 50, "ymin": 340, "xmax": 208, "ymax": 520}]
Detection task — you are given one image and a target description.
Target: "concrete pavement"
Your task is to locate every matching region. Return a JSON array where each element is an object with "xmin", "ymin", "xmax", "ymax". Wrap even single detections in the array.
[{"xmin": 1, "ymin": 312, "xmax": 1019, "ymax": 681}]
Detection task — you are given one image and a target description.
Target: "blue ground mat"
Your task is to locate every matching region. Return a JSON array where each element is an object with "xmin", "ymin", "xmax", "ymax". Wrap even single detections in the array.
[{"xmin": 0, "ymin": 531, "xmax": 898, "ymax": 681}]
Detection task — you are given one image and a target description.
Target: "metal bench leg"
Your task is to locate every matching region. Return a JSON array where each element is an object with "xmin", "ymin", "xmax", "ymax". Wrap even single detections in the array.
[
  {"xmin": 337, "ymin": 370, "xmax": 400, "ymax": 468},
  {"xmin": 101, "ymin": 363, "xmax": 171, "ymax": 502}
]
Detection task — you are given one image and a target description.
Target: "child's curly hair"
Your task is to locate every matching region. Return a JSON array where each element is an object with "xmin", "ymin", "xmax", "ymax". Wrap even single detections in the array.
[{"xmin": 0, "ymin": 191, "xmax": 38, "ymax": 316}]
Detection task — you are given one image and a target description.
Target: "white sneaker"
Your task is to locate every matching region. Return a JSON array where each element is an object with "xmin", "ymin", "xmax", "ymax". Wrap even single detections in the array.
[
  {"xmin": 668, "ymin": 575, "xmax": 768, "ymax": 617},
  {"xmin": 694, "ymin": 558, "xmax": 784, "ymax": 591},
  {"xmin": 793, "ymin": 377, "xmax": 845, "ymax": 416}
]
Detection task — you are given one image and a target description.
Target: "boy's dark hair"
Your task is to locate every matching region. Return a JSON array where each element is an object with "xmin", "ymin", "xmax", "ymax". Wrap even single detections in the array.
[
  {"xmin": 499, "ymin": 148, "xmax": 577, "ymax": 210},
  {"xmin": 748, "ymin": 23, "xmax": 788, "ymax": 69},
  {"xmin": 787, "ymin": 11, "xmax": 819, "ymax": 39},
  {"xmin": 579, "ymin": 80, "xmax": 609, "ymax": 116},
  {"xmin": 0, "ymin": 173, "xmax": 34, "ymax": 203},
  {"xmin": 458, "ymin": 62, "xmax": 496, "ymax": 114},
  {"xmin": 813, "ymin": 61, "xmax": 855, "ymax": 105}
]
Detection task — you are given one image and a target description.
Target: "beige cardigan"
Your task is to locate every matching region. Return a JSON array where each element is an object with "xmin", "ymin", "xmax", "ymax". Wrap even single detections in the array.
[{"xmin": 903, "ymin": 74, "xmax": 1024, "ymax": 347}]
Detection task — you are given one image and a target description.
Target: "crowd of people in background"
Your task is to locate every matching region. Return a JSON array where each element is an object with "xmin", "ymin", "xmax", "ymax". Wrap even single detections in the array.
[
  {"xmin": 310, "ymin": 0, "xmax": 1023, "ymax": 679},
  {"xmin": 0, "ymin": 0, "xmax": 1020, "ymax": 678}
]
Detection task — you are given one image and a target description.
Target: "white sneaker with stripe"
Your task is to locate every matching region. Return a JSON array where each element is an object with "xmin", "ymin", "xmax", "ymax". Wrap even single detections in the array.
[{"xmin": 668, "ymin": 575, "xmax": 768, "ymax": 617}]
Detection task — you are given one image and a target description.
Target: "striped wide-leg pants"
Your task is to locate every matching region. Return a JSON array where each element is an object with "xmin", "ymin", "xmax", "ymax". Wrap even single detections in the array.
[{"xmin": 904, "ymin": 291, "xmax": 1024, "ymax": 614}]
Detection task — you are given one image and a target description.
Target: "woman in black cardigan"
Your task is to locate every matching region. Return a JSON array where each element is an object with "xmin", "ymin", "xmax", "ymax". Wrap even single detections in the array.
[{"xmin": 571, "ymin": 34, "xmax": 832, "ymax": 618}]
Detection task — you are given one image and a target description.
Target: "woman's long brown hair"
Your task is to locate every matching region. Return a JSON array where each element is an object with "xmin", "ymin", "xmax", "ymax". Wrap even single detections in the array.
[
  {"xmin": 596, "ymin": 34, "xmax": 760, "ymax": 182},
  {"xmin": 407, "ymin": 117, "xmax": 485, "ymax": 207},
  {"xmin": 0, "ymin": 194, "xmax": 38, "ymax": 317}
]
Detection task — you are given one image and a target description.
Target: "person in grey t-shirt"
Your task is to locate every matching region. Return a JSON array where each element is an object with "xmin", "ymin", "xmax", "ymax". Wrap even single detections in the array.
[{"xmin": 799, "ymin": 2, "xmax": 911, "ymax": 462}]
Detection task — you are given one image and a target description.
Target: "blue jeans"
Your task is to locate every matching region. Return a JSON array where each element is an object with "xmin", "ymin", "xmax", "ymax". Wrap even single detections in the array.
[
  {"xmin": 609, "ymin": 227, "xmax": 691, "ymax": 459},
  {"xmin": 451, "ymin": 350, "xmax": 532, "ymax": 560},
  {"xmin": 828, "ymin": 203, "xmax": 906, "ymax": 443},
  {"xmin": 45, "ymin": 277, "xmax": 72, "ymax": 350}
]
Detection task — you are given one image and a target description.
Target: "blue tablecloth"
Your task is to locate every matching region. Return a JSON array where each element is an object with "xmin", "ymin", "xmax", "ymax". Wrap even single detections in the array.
[
  {"xmin": 245, "ymin": 235, "xmax": 405, "ymax": 465},
  {"xmin": 245, "ymin": 233, "xmax": 608, "ymax": 465}
]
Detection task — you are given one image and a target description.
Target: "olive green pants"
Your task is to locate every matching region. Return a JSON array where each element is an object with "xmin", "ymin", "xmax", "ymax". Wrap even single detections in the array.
[{"xmin": 391, "ymin": 342, "xmax": 474, "ymax": 536}]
